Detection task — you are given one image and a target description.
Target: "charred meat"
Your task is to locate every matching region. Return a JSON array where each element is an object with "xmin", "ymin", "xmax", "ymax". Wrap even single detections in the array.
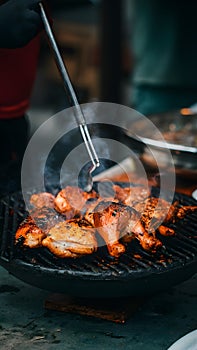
[
  {"xmin": 133, "ymin": 197, "xmax": 172, "ymax": 233},
  {"xmin": 15, "ymin": 215, "xmax": 46, "ymax": 249},
  {"xmin": 93, "ymin": 201, "xmax": 132, "ymax": 257},
  {"xmin": 30, "ymin": 192, "xmax": 55, "ymax": 209},
  {"xmin": 15, "ymin": 207, "xmax": 63, "ymax": 248},
  {"xmin": 54, "ymin": 186, "xmax": 98, "ymax": 218},
  {"xmin": 113, "ymin": 184, "xmax": 150, "ymax": 207},
  {"xmin": 164, "ymin": 200, "xmax": 197, "ymax": 222},
  {"xmin": 42, "ymin": 218, "xmax": 97, "ymax": 258},
  {"xmin": 15, "ymin": 184, "xmax": 197, "ymax": 258},
  {"xmin": 122, "ymin": 209, "xmax": 163, "ymax": 252}
]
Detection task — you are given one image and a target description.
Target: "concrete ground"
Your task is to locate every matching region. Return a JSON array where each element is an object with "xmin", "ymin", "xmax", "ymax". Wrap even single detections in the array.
[{"xmin": 0, "ymin": 266, "xmax": 196, "ymax": 350}]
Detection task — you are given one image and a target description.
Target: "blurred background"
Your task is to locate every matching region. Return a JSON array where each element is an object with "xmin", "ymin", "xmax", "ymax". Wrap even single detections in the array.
[{"xmin": 29, "ymin": 0, "xmax": 133, "ymax": 133}]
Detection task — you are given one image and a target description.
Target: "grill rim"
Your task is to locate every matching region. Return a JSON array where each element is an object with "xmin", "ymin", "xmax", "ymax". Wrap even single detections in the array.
[
  {"xmin": 0, "ymin": 186, "xmax": 197, "ymax": 281},
  {"xmin": 1, "ymin": 186, "xmax": 197, "ymax": 297},
  {"xmin": 5, "ymin": 254, "xmax": 196, "ymax": 281}
]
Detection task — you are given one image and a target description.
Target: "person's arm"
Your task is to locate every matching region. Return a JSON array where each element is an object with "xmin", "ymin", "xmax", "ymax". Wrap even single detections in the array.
[{"xmin": 0, "ymin": 0, "xmax": 42, "ymax": 48}]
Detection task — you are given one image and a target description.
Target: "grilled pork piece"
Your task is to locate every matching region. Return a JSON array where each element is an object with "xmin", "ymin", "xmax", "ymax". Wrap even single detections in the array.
[
  {"xmin": 15, "ymin": 207, "xmax": 62, "ymax": 248},
  {"xmin": 42, "ymin": 219, "xmax": 97, "ymax": 258},
  {"xmin": 54, "ymin": 186, "xmax": 98, "ymax": 218},
  {"xmin": 30, "ymin": 192, "xmax": 55, "ymax": 209}
]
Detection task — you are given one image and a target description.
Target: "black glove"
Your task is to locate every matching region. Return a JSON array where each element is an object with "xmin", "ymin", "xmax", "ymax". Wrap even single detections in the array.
[{"xmin": 0, "ymin": 0, "xmax": 42, "ymax": 48}]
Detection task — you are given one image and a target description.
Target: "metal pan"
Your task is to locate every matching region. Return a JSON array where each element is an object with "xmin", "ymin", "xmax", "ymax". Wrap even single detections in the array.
[{"xmin": 124, "ymin": 111, "xmax": 197, "ymax": 178}]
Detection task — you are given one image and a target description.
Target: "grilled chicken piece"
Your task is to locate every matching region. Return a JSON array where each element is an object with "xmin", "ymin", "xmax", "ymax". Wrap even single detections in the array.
[
  {"xmin": 137, "ymin": 231, "xmax": 162, "ymax": 251},
  {"xmin": 132, "ymin": 197, "xmax": 197, "ymax": 241},
  {"xmin": 123, "ymin": 197, "xmax": 171, "ymax": 250},
  {"xmin": 87, "ymin": 185, "xmax": 162, "ymax": 253},
  {"xmin": 138, "ymin": 232, "xmax": 162, "ymax": 251},
  {"xmin": 157, "ymin": 225, "xmax": 175, "ymax": 236},
  {"xmin": 30, "ymin": 207, "xmax": 63, "ymax": 232},
  {"xmin": 15, "ymin": 207, "xmax": 62, "ymax": 248},
  {"xmin": 134, "ymin": 197, "xmax": 173, "ymax": 233},
  {"xmin": 113, "ymin": 184, "xmax": 150, "ymax": 207},
  {"xmin": 54, "ymin": 186, "xmax": 98, "ymax": 218},
  {"xmin": 15, "ymin": 215, "xmax": 46, "ymax": 248},
  {"xmin": 121, "ymin": 208, "xmax": 163, "ymax": 251},
  {"xmin": 93, "ymin": 201, "xmax": 134, "ymax": 257},
  {"xmin": 82, "ymin": 196, "xmax": 118, "ymax": 227},
  {"xmin": 85, "ymin": 197, "xmax": 162, "ymax": 255},
  {"xmin": 42, "ymin": 219, "xmax": 97, "ymax": 258},
  {"xmin": 30, "ymin": 192, "xmax": 55, "ymax": 209},
  {"xmin": 82, "ymin": 198, "xmax": 100, "ymax": 227},
  {"xmin": 17, "ymin": 184, "xmax": 197, "ymax": 258},
  {"xmin": 164, "ymin": 201, "xmax": 197, "ymax": 222},
  {"xmin": 134, "ymin": 197, "xmax": 197, "ymax": 233}
]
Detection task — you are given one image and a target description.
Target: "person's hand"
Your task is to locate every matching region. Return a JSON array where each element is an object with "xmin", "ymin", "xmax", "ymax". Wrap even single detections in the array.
[{"xmin": 0, "ymin": 0, "xmax": 42, "ymax": 48}]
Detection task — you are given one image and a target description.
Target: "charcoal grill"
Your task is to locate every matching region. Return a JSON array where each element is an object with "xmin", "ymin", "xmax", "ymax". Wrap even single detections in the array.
[{"xmin": 0, "ymin": 188, "xmax": 197, "ymax": 298}]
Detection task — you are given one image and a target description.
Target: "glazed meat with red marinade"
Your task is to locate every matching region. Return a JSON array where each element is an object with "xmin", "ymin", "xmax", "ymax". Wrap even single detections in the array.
[
  {"xmin": 42, "ymin": 218, "xmax": 97, "ymax": 258},
  {"xmin": 15, "ymin": 185, "xmax": 197, "ymax": 258},
  {"xmin": 15, "ymin": 207, "xmax": 62, "ymax": 248},
  {"xmin": 54, "ymin": 186, "xmax": 98, "ymax": 218}
]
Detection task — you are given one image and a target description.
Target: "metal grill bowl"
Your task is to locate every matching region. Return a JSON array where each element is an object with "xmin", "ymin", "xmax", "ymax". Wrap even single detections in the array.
[{"xmin": 0, "ymin": 188, "xmax": 197, "ymax": 298}]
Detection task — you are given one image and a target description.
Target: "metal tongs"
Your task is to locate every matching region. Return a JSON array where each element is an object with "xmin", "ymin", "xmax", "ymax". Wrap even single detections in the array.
[{"xmin": 39, "ymin": 3, "xmax": 100, "ymax": 191}]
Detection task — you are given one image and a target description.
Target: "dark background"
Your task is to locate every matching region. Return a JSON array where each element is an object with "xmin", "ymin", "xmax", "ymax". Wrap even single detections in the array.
[{"xmin": 29, "ymin": 0, "xmax": 133, "ymax": 133}]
